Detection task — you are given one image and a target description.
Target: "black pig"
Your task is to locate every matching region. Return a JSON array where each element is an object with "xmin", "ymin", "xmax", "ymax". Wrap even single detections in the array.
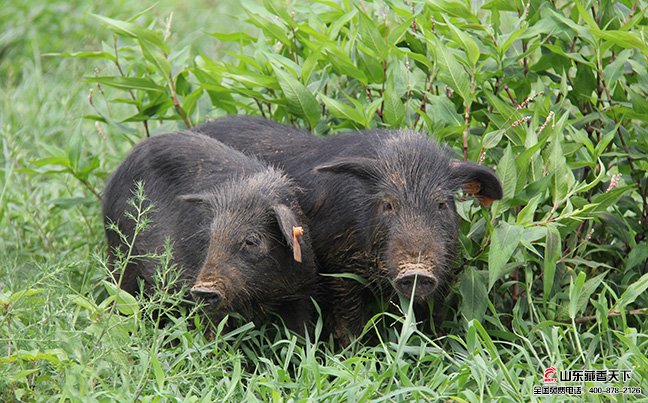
[
  {"xmin": 102, "ymin": 132, "xmax": 317, "ymax": 333},
  {"xmin": 194, "ymin": 116, "xmax": 503, "ymax": 342}
]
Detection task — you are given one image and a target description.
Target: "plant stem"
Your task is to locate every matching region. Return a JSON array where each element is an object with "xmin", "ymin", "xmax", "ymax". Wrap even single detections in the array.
[
  {"xmin": 74, "ymin": 172, "xmax": 101, "ymax": 201},
  {"xmin": 503, "ymin": 85, "xmax": 518, "ymax": 108},
  {"xmin": 569, "ymin": 308, "xmax": 648, "ymax": 324},
  {"xmin": 168, "ymin": 74, "xmax": 193, "ymax": 128},
  {"xmin": 112, "ymin": 35, "xmax": 150, "ymax": 137},
  {"xmin": 463, "ymin": 103, "xmax": 470, "ymax": 160}
]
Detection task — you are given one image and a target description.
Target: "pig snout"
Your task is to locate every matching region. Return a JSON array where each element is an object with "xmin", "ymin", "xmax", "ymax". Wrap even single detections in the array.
[
  {"xmin": 190, "ymin": 284, "xmax": 224, "ymax": 308},
  {"xmin": 394, "ymin": 263, "xmax": 439, "ymax": 300}
]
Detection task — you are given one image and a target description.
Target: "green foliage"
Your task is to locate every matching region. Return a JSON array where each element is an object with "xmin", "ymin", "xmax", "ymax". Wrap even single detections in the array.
[{"xmin": 1, "ymin": 0, "xmax": 647, "ymax": 400}]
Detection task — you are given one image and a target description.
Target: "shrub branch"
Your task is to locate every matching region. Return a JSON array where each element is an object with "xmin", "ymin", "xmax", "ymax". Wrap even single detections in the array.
[
  {"xmin": 568, "ymin": 308, "xmax": 648, "ymax": 324},
  {"xmin": 168, "ymin": 74, "xmax": 193, "ymax": 128},
  {"xmin": 112, "ymin": 36, "xmax": 150, "ymax": 137}
]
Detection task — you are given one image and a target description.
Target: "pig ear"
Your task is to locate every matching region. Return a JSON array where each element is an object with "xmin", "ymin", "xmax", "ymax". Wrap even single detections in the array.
[
  {"xmin": 272, "ymin": 204, "xmax": 304, "ymax": 263},
  {"xmin": 177, "ymin": 193, "xmax": 213, "ymax": 206},
  {"xmin": 314, "ymin": 157, "xmax": 378, "ymax": 182},
  {"xmin": 450, "ymin": 161, "xmax": 503, "ymax": 206}
]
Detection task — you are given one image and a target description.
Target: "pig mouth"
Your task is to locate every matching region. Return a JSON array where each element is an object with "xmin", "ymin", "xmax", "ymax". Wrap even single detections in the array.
[{"xmin": 190, "ymin": 281, "xmax": 258, "ymax": 321}]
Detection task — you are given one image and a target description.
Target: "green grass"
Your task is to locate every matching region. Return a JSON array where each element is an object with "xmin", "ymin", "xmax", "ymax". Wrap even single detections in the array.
[{"xmin": 1, "ymin": 0, "xmax": 647, "ymax": 401}]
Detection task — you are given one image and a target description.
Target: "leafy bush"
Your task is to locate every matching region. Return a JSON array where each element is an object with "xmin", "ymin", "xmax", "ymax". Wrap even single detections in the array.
[
  {"xmin": 3, "ymin": 0, "xmax": 647, "ymax": 400},
  {"xmin": 67, "ymin": 0, "xmax": 647, "ymax": 322}
]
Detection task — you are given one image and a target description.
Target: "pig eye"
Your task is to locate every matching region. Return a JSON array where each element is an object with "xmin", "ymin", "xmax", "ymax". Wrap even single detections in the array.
[
  {"xmin": 438, "ymin": 201, "xmax": 448, "ymax": 210},
  {"xmin": 383, "ymin": 200, "xmax": 395, "ymax": 213},
  {"xmin": 243, "ymin": 233, "xmax": 262, "ymax": 248}
]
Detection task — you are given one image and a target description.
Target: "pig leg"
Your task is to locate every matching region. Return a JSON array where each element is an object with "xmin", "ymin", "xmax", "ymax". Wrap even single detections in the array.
[
  {"xmin": 330, "ymin": 278, "xmax": 366, "ymax": 347},
  {"xmin": 278, "ymin": 297, "xmax": 314, "ymax": 336}
]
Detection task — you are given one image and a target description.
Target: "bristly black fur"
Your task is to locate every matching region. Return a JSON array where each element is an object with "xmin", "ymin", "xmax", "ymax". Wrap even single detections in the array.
[
  {"xmin": 102, "ymin": 131, "xmax": 318, "ymax": 334},
  {"xmin": 194, "ymin": 116, "xmax": 503, "ymax": 344}
]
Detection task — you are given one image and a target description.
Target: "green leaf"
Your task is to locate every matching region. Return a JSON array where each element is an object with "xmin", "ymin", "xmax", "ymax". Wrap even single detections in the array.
[
  {"xmin": 0, "ymin": 349, "xmax": 67, "ymax": 365},
  {"xmin": 471, "ymin": 321, "xmax": 521, "ymax": 394},
  {"xmin": 263, "ymin": 0, "xmax": 293, "ymax": 23},
  {"xmin": 616, "ymin": 272, "xmax": 648, "ymax": 311},
  {"xmin": 446, "ymin": 21, "xmax": 480, "ymax": 67},
  {"xmin": 603, "ymin": 50, "xmax": 632, "ymax": 86},
  {"xmin": 574, "ymin": 2, "xmax": 648, "ymax": 54},
  {"xmin": 546, "ymin": 8, "xmax": 589, "ymax": 38},
  {"xmin": 175, "ymin": 73, "xmax": 191, "ymax": 96},
  {"xmin": 31, "ymin": 157, "xmax": 72, "ymax": 170},
  {"xmin": 85, "ymin": 76, "xmax": 165, "ymax": 92},
  {"xmin": 182, "ymin": 88, "xmax": 204, "ymax": 118},
  {"xmin": 327, "ymin": 9, "xmax": 357, "ymax": 39},
  {"xmin": 459, "ymin": 268, "xmax": 488, "ymax": 322},
  {"xmin": 568, "ymin": 271, "xmax": 587, "ymax": 320},
  {"xmin": 497, "ymin": 145, "xmax": 517, "ymax": 201},
  {"xmin": 488, "ymin": 222, "xmax": 523, "ymax": 290},
  {"xmin": 482, "ymin": 129, "xmax": 505, "ymax": 149},
  {"xmin": 272, "ymin": 66, "xmax": 320, "ymax": 129},
  {"xmin": 357, "ymin": 10, "xmax": 388, "ymax": 59},
  {"xmin": 221, "ymin": 71, "xmax": 278, "ymax": 89},
  {"xmin": 357, "ymin": 51, "xmax": 384, "ymax": 84},
  {"xmin": 428, "ymin": 96, "xmax": 463, "ymax": 126},
  {"xmin": 573, "ymin": 1, "xmax": 597, "ymax": 28},
  {"xmin": 573, "ymin": 159, "xmax": 606, "ymax": 193},
  {"xmin": 301, "ymin": 49, "xmax": 322, "ymax": 84},
  {"xmin": 91, "ymin": 14, "xmax": 168, "ymax": 52},
  {"xmin": 516, "ymin": 194, "xmax": 542, "ymax": 225},
  {"xmin": 320, "ymin": 95, "xmax": 366, "ymax": 126},
  {"xmin": 427, "ymin": 0, "xmax": 477, "ymax": 21},
  {"xmin": 626, "ymin": 244, "xmax": 648, "ymax": 271},
  {"xmin": 387, "ymin": 17, "xmax": 413, "ymax": 45},
  {"xmin": 8, "ymin": 369, "xmax": 40, "ymax": 382},
  {"xmin": 594, "ymin": 130, "xmax": 616, "ymax": 158},
  {"xmin": 578, "ymin": 272, "xmax": 607, "ymax": 313},
  {"xmin": 570, "ymin": 62, "xmax": 596, "ymax": 104},
  {"xmin": 44, "ymin": 51, "xmax": 117, "ymax": 61},
  {"xmin": 48, "ymin": 197, "xmax": 95, "ymax": 209},
  {"xmin": 76, "ymin": 157, "xmax": 100, "ymax": 181},
  {"xmin": 151, "ymin": 353, "xmax": 165, "ymax": 390},
  {"xmin": 209, "ymin": 31, "xmax": 256, "ymax": 44},
  {"xmin": 546, "ymin": 137, "xmax": 574, "ymax": 204},
  {"xmin": 319, "ymin": 272, "xmax": 368, "ymax": 286},
  {"xmin": 68, "ymin": 294, "xmax": 98, "ymax": 313},
  {"xmin": 0, "ymin": 289, "xmax": 45, "ymax": 305},
  {"xmin": 103, "ymin": 281, "xmax": 139, "ymax": 316},
  {"xmin": 383, "ymin": 86, "xmax": 405, "ymax": 127},
  {"xmin": 244, "ymin": 9, "xmax": 291, "ymax": 47},
  {"xmin": 139, "ymin": 39, "xmax": 171, "ymax": 79},
  {"xmin": 432, "ymin": 40, "xmax": 472, "ymax": 102},
  {"xmin": 519, "ymin": 226, "xmax": 546, "ymax": 255},
  {"xmin": 543, "ymin": 226, "xmax": 561, "ymax": 300},
  {"xmin": 481, "ymin": 0, "xmax": 523, "ymax": 12},
  {"xmin": 324, "ymin": 47, "xmax": 368, "ymax": 84},
  {"xmin": 500, "ymin": 26, "xmax": 526, "ymax": 56},
  {"xmin": 401, "ymin": 50, "xmax": 433, "ymax": 70}
]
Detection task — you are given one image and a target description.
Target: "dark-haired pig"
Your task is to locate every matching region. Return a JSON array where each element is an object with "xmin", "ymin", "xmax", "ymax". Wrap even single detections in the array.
[
  {"xmin": 102, "ymin": 132, "xmax": 317, "ymax": 333},
  {"xmin": 194, "ymin": 116, "xmax": 503, "ymax": 343}
]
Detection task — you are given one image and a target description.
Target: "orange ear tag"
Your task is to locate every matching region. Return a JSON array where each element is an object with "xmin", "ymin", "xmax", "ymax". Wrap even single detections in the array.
[
  {"xmin": 292, "ymin": 226, "xmax": 304, "ymax": 263},
  {"xmin": 463, "ymin": 180, "xmax": 495, "ymax": 206}
]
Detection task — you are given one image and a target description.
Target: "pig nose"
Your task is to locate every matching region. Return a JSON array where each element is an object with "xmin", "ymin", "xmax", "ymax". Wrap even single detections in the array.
[
  {"xmin": 190, "ymin": 286, "xmax": 223, "ymax": 307},
  {"xmin": 395, "ymin": 273, "xmax": 438, "ymax": 299}
]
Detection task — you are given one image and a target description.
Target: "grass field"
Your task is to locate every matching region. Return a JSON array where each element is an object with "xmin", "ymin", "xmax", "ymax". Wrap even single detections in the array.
[{"xmin": 1, "ymin": 0, "xmax": 647, "ymax": 401}]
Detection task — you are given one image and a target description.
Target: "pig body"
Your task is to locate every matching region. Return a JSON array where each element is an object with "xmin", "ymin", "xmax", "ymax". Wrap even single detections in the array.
[
  {"xmin": 102, "ymin": 132, "xmax": 317, "ymax": 333},
  {"xmin": 194, "ymin": 116, "xmax": 503, "ymax": 342}
]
